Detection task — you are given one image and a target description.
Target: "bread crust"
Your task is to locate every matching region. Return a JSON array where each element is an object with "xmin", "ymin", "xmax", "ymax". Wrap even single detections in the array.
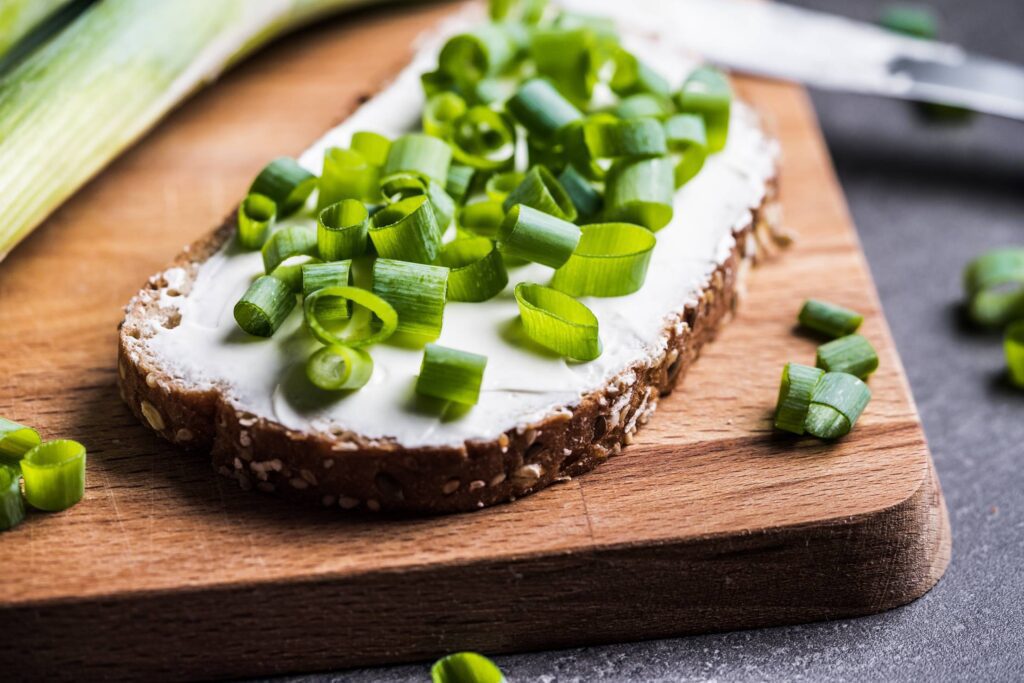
[{"xmin": 118, "ymin": 176, "xmax": 780, "ymax": 514}]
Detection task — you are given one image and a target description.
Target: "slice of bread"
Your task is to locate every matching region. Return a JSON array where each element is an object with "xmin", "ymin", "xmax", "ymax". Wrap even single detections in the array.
[{"xmin": 117, "ymin": 13, "xmax": 784, "ymax": 515}]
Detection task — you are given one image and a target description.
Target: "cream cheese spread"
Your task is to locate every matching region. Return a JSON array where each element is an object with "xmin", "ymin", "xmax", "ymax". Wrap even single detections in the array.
[{"xmin": 144, "ymin": 8, "xmax": 778, "ymax": 448}]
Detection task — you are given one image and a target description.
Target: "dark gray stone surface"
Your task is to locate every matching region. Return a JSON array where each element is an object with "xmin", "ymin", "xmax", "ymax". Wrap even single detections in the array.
[{"xmin": 277, "ymin": 1, "xmax": 1024, "ymax": 680}]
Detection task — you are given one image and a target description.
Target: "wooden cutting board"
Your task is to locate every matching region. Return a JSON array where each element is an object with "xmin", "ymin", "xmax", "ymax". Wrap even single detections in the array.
[{"xmin": 0, "ymin": 3, "xmax": 949, "ymax": 680}]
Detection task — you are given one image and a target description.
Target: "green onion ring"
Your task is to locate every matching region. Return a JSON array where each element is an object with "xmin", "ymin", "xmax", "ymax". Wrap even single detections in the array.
[
  {"xmin": 21, "ymin": 439, "xmax": 87, "ymax": 512},
  {"xmin": 663, "ymin": 113, "xmax": 708, "ymax": 188},
  {"xmin": 559, "ymin": 113, "xmax": 618, "ymax": 180},
  {"xmin": 438, "ymin": 25, "xmax": 518, "ymax": 86},
  {"xmin": 319, "ymin": 147, "xmax": 379, "ymax": 209},
  {"xmin": 383, "ymin": 133, "xmax": 453, "ymax": 185},
  {"xmin": 485, "ymin": 171, "xmax": 525, "ymax": 203},
  {"xmin": 351, "ymin": 131, "xmax": 391, "ymax": 167},
  {"xmin": 431, "ymin": 651, "xmax": 506, "ymax": 683},
  {"xmin": 303, "ymin": 286, "xmax": 398, "ymax": 348},
  {"xmin": 248, "ymin": 157, "xmax": 317, "ymax": 218},
  {"xmin": 675, "ymin": 66, "xmax": 732, "ymax": 153},
  {"xmin": 261, "ymin": 226, "xmax": 318, "ymax": 273},
  {"xmin": 416, "ymin": 343, "xmax": 488, "ymax": 405},
  {"xmin": 815, "ymin": 334, "xmax": 879, "ymax": 379},
  {"xmin": 529, "ymin": 27, "xmax": 597, "ymax": 106},
  {"xmin": 613, "ymin": 93, "xmax": 673, "ymax": 119},
  {"xmin": 234, "ymin": 275, "xmax": 296, "ymax": 337},
  {"xmin": 501, "ymin": 166, "xmax": 577, "ymax": 222},
  {"xmin": 506, "ymin": 78, "xmax": 583, "ymax": 147},
  {"xmin": 515, "ymin": 283, "xmax": 601, "ymax": 361},
  {"xmin": 424, "ymin": 92, "xmax": 467, "ymax": 138},
  {"xmin": 773, "ymin": 363, "xmax": 825, "ymax": 435},
  {"xmin": 449, "ymin": 106, "xmax": 516, "ymax": 171},
  {"xmin": 804, "ymin": 372, "xmax": 871, "ymax": 440},
  {"xmin": 370, "ymin": 195, "xmax": 442, "ymax": 265},
  {"xmin": 963, "ymin": 248, "xmax": 1024, "ymax": 327},
  {"xmin": 446, "ymin": 164, "xmax": 476, "ymax": 204},
  {"xmin": 372, "ymin": 258, "xmax": 449, "ymax": 343},
  {"xmin": 557, "ymin": 165, "xmax": 602, "ymax": 219},
  {"xmin": 440, "ymin": 237, "xmax": 509, "ymax": 302},
  {"xmin": 1004, "ymin": 321, "xmax": 1024, "ymax": 388},
  {"xmin": 798, "ymin": 299, "xmax": 863, "ymax": 339},
  {"xmin": 0, "ymin": 416, "xmax": 41, "ymax": 462},
  {"xmin": 610, "ymin": 50, "xmax": 671, "ymax": 99},
  {"xmin": 301, "ymin": 260, "xmax": 352, "ymax": 300},
  {"xmin": 237, "ymin": 193, "xmax": 276, "ymax": 250},
  {"xmin": 317, "ymin": 199, "xmax": 368, "ymax": 262},
  {"xmin": 457, "ymin": 200, "xmax": 506, "ymax": 239},
  {"xmin": 499, "ymin": 204, "xmax": 581, "ymax": 269},
  {"xmin": 270, "ymin": 256, "xmax": 320, "ymax": 293},
  {"xmin": 380, "ymin": 173, "xmax": 456, "ymax": 234},
  {"xmin": 550, "ymin": 222, "xmax": 656, "ymax": 297},
  {"xmin": 0, "ymin": 465, "xmax": 25, "ymax": 531},
  {"xmin": 306, "ymin": 344, "xmax": 374, "ymax": 391},
  {"xmin": 604, "ymin": 157, "xmax": 675, "ymax": 231},
  {"xmin": 582, "ymin": 118, "xmax": 668, "ymax": 160}
]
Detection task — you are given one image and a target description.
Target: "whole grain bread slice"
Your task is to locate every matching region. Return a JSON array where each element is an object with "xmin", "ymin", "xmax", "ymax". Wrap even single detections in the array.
[{"xmin": 118, "ymin": 173, "xmax": 782, "ymax": 514}]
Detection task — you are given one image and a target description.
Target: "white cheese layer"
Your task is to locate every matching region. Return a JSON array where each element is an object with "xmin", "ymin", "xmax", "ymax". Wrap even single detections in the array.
[{"xmin": 145, "ymin": 10, "xmax": 777, "ymax": 448}]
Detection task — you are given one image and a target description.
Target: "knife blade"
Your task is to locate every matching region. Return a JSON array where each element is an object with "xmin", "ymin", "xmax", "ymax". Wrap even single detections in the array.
[{"xmin": 560, "ymin": 0, "xmax": 1024, "ymax": 121}]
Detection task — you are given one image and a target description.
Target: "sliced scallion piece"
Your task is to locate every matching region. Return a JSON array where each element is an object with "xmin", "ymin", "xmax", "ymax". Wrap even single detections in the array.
[
  {"xmin": 261, "ymin": 226, "xmax": 318, "ymax": 273},
  {"xmin": 604, "ymin": 157, "xmax": 674, "ymax": 231},
  {"xmin": 611, "ymin": 50, "xmax": 671, "ymax": 99},
  {"xmin": 424, "ymin": 92, "xmax": 467, "ymax": 139},
  {"xmin": 21, "ymin": 439, "xmax": 86, "ymax": 512},
  {"xmin": 506, "ymin": 78, "xmax": 583, "ymax": 147},
  {"xmin": 319, "ymin": 147, "xmax": 378, "ymax": 209},
  {"xmin": 301, "ymin": 260, "xmax": 352, "ymax": 299},
  {"xmin": 613, "ymin": 93, "xmax": 673, "ymax": 120},
  {"xmin": 440, "ymin": 237, "xmax": 509, "ymax": 302},
  {"xmin": 1005, "ymin": 321, "xmax": 1024, "ymax": 388},
  {"xmin": 234, "ymin": 275, "xmax": 296, "ymax": 337},
  {"xmin": 350, "ymin": 131, "xmax": 391, "ymax": 167},
  {"xmin": 815, "ymin": 334, "xmax": 879, "ymax": 379},
  {"xmin": 317, "ymin": 199, "xmax": 368, "ymax": 262},
  {"xmin": 270, "ymin": 256, "xmax": 319, "ymax": 293},
  {"xmin": 446, "ymin": 164, "xmax": 476, "ymax": 204},
  {"xmin": 457, "ymin": 200, "xmax": 505, "ymax": 239},
  {"xmin": 0, "ymin": 465, "xmax": 25, "ymax": 531},
  {"xmin": 306, "ymin": 344, "xmax": 373, "ymax": 391},
  {"xmin": 963, "ymin": 248, "xmax": 1024, "ymax": 327},
  {"xmin": 450, "ymin": 106, "xmax": 516, "ymax": 171},
  {"xmin": 773, "ymin": 363, "xmax": 825, "ymax": 435},
  {"xmin": 383, "ymin": 133, "xmax": 453, "ymax": 185},
  {"xmin": 499, "ymin": 204, "xmax": 581, "ymax": 269},
  {"xmin": 528, "ymin": 27, "xmax": 597, "ymax": 105},
  {"xmin": 304, "ymin": 286, "xmax": 398, "ymax": 348},
  {"xmin": 550, "ymin": 222, "xmax": 656, "ymax": 297},
  {"xmin": 438, "ymin": 25, "xmax": 518, "ymax": 86},
  {"xmin": 236, "ymin": 193, "xmax": 276, "ymax": 250},
  {"xmin": 249, "ymin": 157, "xmax": 317, "ymax": 218},
  {"xmin": 501, "ymin": 165, "xmax": 577, "ymax": 222},
  {"xmin": 0, "ymin": 416, "xmax": 41, "ymax": 462},
  {"xmin": 416, "ymin": 343, "xmax": 488, "ymax": 405},
  {"xmin": 804, "ymin": 372, "xmax": 871, "ymax": 440},
  {"xmin": 558, "ymin": 165, "xmax": 602, "ymax": 219},
  {"xmin": 372, "ymin": 258, "xmax": 449, "ymax": 342},
  {"xmin": 370, "ymin": 195, "xmax": 442, "ymax": 265},
  {"xmin": 798, "ymin": 299, "xmax": 864, "ymax": 339},
  {"xmin": 380, "ymin": 172, "xmax": 456, "ymax": 233},
  {"xmin": 582, "ymin": 118, "xmax": 667, "ymax": 160},
  {"xmin": 431, "ymin": 651, "xmax": 506, "ymax": 683},
  {"xmin": 485, "ymin": 171, "xmax": 525, "ymax": 203},
  {"xmin": 675, "ymin": 66, "xmax": 732, "ymax": 153},
  {"xmin": 560, "ymin": 114, "xmax": 616, "ymax": 180},
  {"xmin": 663, "ymin": 114, "xmax": 708, "ymax": 188},
  {"xmin": 515, "ymin": 283, "xmax": 601, "ymax": 360}
]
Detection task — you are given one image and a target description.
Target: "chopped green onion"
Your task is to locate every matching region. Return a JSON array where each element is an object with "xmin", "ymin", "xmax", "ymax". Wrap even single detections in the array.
[
  {"xmin": 0, "ymin": 465, "xmax": 25, "ymax": 531},
  {"xmin": 21, "ymin": 439, "xmax": 86, "ymax": 512},
  {"xmin": 236, "ymin": 193, "xmax": 276, "ymax": 250},
  {"xmin": 773, "ymin": 363, "xmax": 825, "ymax": 435},
  {"xmin": 1005, "ymin": 321, "xmax": 1024, "ymax": 388},
  {"xmin": 528, "ymin": 27, "xmax": 597, "ymax": 105},
  {"xmin": 499, "ymin": 204, "xmax": 581, "ymax": 269},
  {"xmin": 675, "ymin": 66, "xmax": 732, "ymax": 153},
  {"xmin": 559, "ymin": 114, "xmax": 615, "ymax": 180},
  {"xmin": 515, "ymin": 283, "xmax": 600, "ymax": 360},
  {"xmin": 878, "ymin": 5, "xmax": 938, "ymax": 39},
  {"xmin": 249, "ymin": 157, "xmax": 317, "ymax": 218},
  {"xmin": 582, "ymin": 117, "xmax": 667, "ymax": 160},
  {"xmin": 431, "ymin": 651, "xmax": 506, "ymax": 683},
  {"xmin": 450, "ymin": 106, "xmax": 516, "ymax": 171},
  {"xmin": 963, "ymin": 248, "xmax": 1024, "ymax": 327},
  {"xmin": 604, "ymin": 157, "xmax": 675, "ymax": 231},
  {"xmin": 317, "ymin": 199, "xmax": 369, "ymax": 261},
  {"xmin": 380, "ymin": 173, "xmax": 455, "ymax": 232},
  {"xmin": 485, "ymin": 171, "xmax": 525, "ymax": 203},
  {"xmin": 319, "ymin": 147, "xmax": 378, "ymax": 209},
  {"xmin": 438, "ymin": 25, "xmax": 518, "ymax": 86},
  {"xmin": 558, "ymin": 165, "xmax": 602, "ymax": 219},
  {"xmin": 611, "ymin": 50, "xmax": 671, "ymax": 99},
  {"xmin": 663, "ymin": 114, "xmax": 708, "ymax": 188},
  {"xmin": 301, "ymin": 260, "xmax": 352, "ymax": 299},
  {"xmin": 350, "ymin": 131, "xmax": 391, "ymax": 167},
  {"xmin": 261, "ymin": 226, "xmax": 318, "ymax": 273},
  {"xmin": 550, "ymin": 222, "xmax": 656, "ymax": 297},
  {"xmin": 306, "ymin": 344, "xmax": 373, "ymax": 391},
  {"xmin": 383, "ymin": 133, "xmax": 452, "ymax": 185},
  {"xmin": 501, "ymin": 166, "xmax": 577, "ymax": 222},
  {"xmin": 372, "ymin": 258, "xmax": 449, "ymax": 342},
  {"xmin": 506, "ymin": 78, "xmax": 583, "ymax": 146},
  {"xmin": 804, "ymin": 372, "xmax": 871, "ymax": 440},
  {"xmin": 613, "ymin": 93, "xmax": 673, "ymax": 119},
  {"xmin": 0, "ymin": 416, "xmax": 41, "ymax": 462},
  {"xmin": 424, "ymin": 92, "xmax": 467, "ymax": 138},
  {"xmin": 815, "ymin": 334, "xmax": 879, "ymax": 379},
  {"xmin": 234, "ymin": 275, "xmax": 296, "ymax": 337},
  {"xmin": 457, "ymin": 200, "xmax": 505, "ymax": 239},
  {"xmin": 798, "ymin": 299, "xmax": 864, "ymax": 338},
  {"xmin": 416, "ymin": 343, "xmax": 488, "ymax": 405},
  {"xmin": 370, "ymin": 195, "xmax": 442, "ymax": 265},
  {"xmin": 304, "ymin": 285, "xmax": 398, "ymax": 347},
  {"xmin": 440, "ymin": 237, "xmax": 509, "ymax": 302},
  {"xmin": 270, "ymin": 256, "xmax": 319, "ymax": 293},
  {"xmin": 446, "ymin": 164, "xmax": 476, "ymax": 203}
]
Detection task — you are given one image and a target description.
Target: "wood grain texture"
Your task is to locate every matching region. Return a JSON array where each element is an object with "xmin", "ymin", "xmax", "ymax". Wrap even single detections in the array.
[{"xmin": 0, "ymin": 2, "xmax": 949, "ymax": 680}]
